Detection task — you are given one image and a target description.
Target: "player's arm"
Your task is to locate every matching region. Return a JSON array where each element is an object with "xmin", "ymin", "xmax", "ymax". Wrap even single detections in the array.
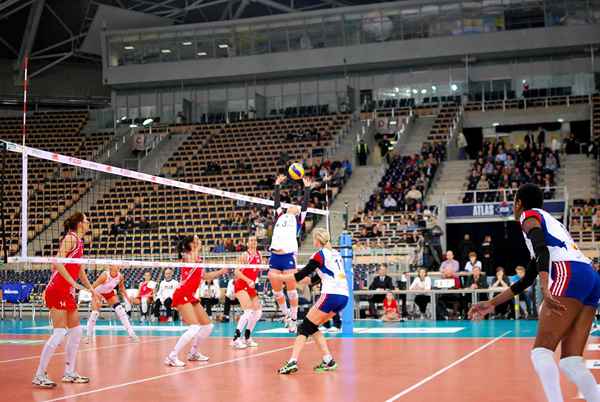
[
  {"xmin": 91, "ymin": 271, "xmax": 107, "ymax": 289},
  {"xmin": 298, "ymin": 176, "xmax": 313, "ymax": 227},
  {"xmin": 118, "ymin": 278, "xmax": 131, "ymax": 304},
  {"xmin": 51, "ymin": 235, "xmax": 88, "ymax": 292},
  {"xmin": 275, "ymin": 258, "xmax": 320, "ymax": 283},
  {"xmin": 273, "ymin": 174, "xmax": 286, "ymax": 217},
  {"xmin": 79, "ymin": 266, "xmax": 100, "ymax": 298},
  {"xmin": 204, "ymin": 268, "xmax": 228, "ymax": 282}
]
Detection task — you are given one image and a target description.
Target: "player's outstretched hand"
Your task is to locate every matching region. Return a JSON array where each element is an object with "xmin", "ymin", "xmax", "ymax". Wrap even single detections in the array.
[
  {"xmin": 276, "ymin": 174, "xmax": 287, "ymax": 185},
  {"xmin": 541, "ymin": 291, "xmax": 567, "ymax": 316},
  {"xmin": 302, "ymin": 176, "xmax": 313, "ymax": 188},
  {"xmin": 468, "ymin": 301, "xmax": 494, "ymax": 321}
]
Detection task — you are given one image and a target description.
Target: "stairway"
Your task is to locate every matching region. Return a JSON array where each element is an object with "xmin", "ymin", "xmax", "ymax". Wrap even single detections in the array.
[
  {"xmin": 425, "ymin": 160, "xmax": 473, "ymax": 206},
  {"xmin": 396, "ymin": 116, "xmax": 436, "ymax": 156},
  {"xmin": 558, "ymin": 154, "xmax": 599, "ymax": 201}
]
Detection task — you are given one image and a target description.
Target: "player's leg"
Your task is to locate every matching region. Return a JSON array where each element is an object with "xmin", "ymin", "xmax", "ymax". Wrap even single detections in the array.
[
  {"xmin": 244, "ymin": 295, "xmax": 262, "ymax": 346},
  {"xmin": 107, "ymin": 295, "xmax": 137, "ymax": 341},
  {"xmin": 63, "ymin": 309, "xmax": 89, "ymax": 383},
  {"xmin": 532, "ymin": 296, "xmax": 583, "ymax": 402},
  {"xmin": 233, "ymin": 290, "xmax": 252, "ymax": 348},
  {"xmin": 188, "ymin": 302, "xmax": 214, "ymax": 361},
  {"xmin": 33, "ymin": 308, "xmax": 67, "ymax": 387},
  {"xmin": 152, "ymin": 298, "xmax": 162, "ymax": 321},
  {"xmin": 286, "ymin": 276, "xmax": 299, "ymax": 332},
  {"xmin": 85, "ymin": 296, "xmax": 102, "ymax": 341},
  {"xmin": 165, "ymin": 303, "xmax": 200, "ymax": 367},
  {"xmin": 559, "ymin": 306, "xmax": 600, "ymax": 402},
  {"xmin": 268, "ymin": 268, "xmax": 289, "ymax": 320}
]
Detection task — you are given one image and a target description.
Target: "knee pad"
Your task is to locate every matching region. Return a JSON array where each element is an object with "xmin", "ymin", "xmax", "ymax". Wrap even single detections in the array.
[
  {"xmin": 49, "ymin": 328, "xmax": 68, "ymax": 347},
  {"xmin": 112, "ymin": 302, "xmax": 122, "ymax": 311},
  {"xmin": 89, "ymin": 310, "xmax": 99, "ymax": 322},
  {"xmin": 287, "ymin": 289, "xmax": 298, "ymax": 301},
  {"xmin": 560, "ymin": 356, "xmax": 587, "ymax": 382},
  {"xmin": 297, "ymin": 318, "xmax": 319, "ymax": 337},
  {"xmin": 188, "ymin": 324, "xmax": 201, "ymax": 336},
  {"xmin": 273, "ymin": 290, "xmax": 285, "ymax": 299}
]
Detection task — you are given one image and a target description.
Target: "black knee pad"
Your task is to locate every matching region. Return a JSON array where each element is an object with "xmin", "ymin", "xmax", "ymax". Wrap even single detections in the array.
[
  {"xmin": 297, "ymin": 318, "xmax": 319, "ymax": 337},
  {"xmin": 112, "ymin": 302, "xmax": 121, "ymax": 310}
]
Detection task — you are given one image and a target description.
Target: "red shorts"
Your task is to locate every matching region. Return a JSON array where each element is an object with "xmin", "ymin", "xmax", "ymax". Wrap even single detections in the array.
[
  {"xmin": 234, "ymin": 279, "xmax": 258, "ymax": 298},
  {"xmin": 44, "ymin": 287, "xmax": 77, "ymax": 311},
  {"xmin": 172, "ymin": 288, "xmax": 199, "ymax": 307},
  {"xmin": 100, "ymin": 291, "xmax": 116, "ymax": 302}
]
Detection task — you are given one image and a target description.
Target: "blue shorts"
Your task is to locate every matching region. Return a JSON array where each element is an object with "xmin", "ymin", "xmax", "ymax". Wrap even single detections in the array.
[
  {"xmin": 550, "ymin": 261, "xmax": 600, "ymax": 307},
  {"xmin": 269, "ymin": 252, "xmax": 296, "ymax": 271},
  {"xmin": 315, "ymin": 293, "xmax": 348, "ymax": 314}
]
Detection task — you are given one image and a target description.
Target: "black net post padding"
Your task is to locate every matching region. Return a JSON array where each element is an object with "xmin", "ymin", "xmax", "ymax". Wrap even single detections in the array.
[{"xmin": 0, "ymin": 140, "xmax": 8, "ymax": 265}]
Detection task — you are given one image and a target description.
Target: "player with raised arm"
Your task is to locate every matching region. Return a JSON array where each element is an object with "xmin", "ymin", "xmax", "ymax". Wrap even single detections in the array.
[{"xmin": 469, "ymin": 184, "xmax": 600, "ymax": 402}]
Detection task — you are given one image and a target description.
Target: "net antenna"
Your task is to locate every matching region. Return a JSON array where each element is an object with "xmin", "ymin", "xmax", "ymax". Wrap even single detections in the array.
[{"xmin": 5, "ymin": 141, "xmax": 328, "ymax": 269}]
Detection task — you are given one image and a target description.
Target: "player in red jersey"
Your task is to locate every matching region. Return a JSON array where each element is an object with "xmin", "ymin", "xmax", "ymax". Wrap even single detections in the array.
[
  {"xmin": 33, "ymin": 213, "xmax": 99, "ymax": 388},
  {"xmin": 231, "ymin": 236, "xmax": 263, "ymax": 349},
  {"xmin": 165, "ymin": 235, "xmax": 227, "ymax": 367},
  {"xmin": 135, "ymin": 271, "xmax": 156, "ymax": 321}
]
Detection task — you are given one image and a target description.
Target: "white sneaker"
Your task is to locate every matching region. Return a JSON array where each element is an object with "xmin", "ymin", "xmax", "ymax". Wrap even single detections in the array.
[
  {"xmin": 164, "ymin": 354, "xmax": 185, "ymax": 367},
  {"xmin": 62, "ymin": 372, "xmax": 90, "ymax": 383},
  {"xmin": 168, "ymin": 317, "xmax": 173, "ymax": 322},
  {"xmin": 233, "ymin": 339, "xmax": 248, "ymax": 349},
  {"xmin": 318, "ymin": 326, "xmax": 327, "ymax": 332},
  {"xmin": 245, "ymin": 338, "xmax": 258, "ymax": 348},
  {"xmin": 328, "ymin": 327, "xmax": 340, "ymax": 333},
  {"xmin": 32, "ymin": 373, "xmax": 56, "ymax": 388},
  {"xmin": 187, "ymin": 351, "xmax": 209, "ymax": 361},
  {"xmin": 283, "ymin": 315, "xmax": 291, "ymax": 328},
  {"xmin": 129, "ymin": 334, "xmax": 140, "ymax": 343},
  {"xmin": 288, "ymin": 319, "xmax": 297, "ymax": 333}
]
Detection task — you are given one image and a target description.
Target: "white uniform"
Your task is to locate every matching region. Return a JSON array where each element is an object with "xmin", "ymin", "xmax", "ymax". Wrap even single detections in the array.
[
  {"xmin": 95, "ymin": 271, "xmax": 122, "ymax": 296},
  {"xmin": 270, "ymin": 213, "xmax": 302, "ymax": 254},
  {"xmin": 156, "ymin": 279, "xmax": 179, "ymax": 303},
  {"xmin": 311, "ymin": 248, "xmax": 349, "ymax": 297}
]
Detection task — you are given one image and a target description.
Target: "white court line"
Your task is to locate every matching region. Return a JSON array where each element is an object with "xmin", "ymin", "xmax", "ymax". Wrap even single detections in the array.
[
  {"xmin": 384, "ymin": 330, "xmax": 511, "ymax": 402},
  {"xmin": 40, "ymin": 344, "xmax": 294, "ymax": 402},
  {"xmin": 0, "ymin": 336, "xmax": 171, "ymax": 364}
]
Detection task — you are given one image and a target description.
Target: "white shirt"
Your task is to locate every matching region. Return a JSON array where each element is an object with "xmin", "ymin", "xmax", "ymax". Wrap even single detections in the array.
[
  {"xmin": 95, "ymin": 271, "xmax": 122, "ymax": 294},
  {"xmin": 199, "ymin": 279, "xmax": 220, "ymax": 298},
  {"xmin": 270, "ymin": 212, "xmax": 301, "ymax": 253},
  {"xmin": 410, "ymin": 276, "xmax": 432, "ymax": 292},
  {"xmin": 156, "ymin": 279, "xmax": 179, "ymax": 302},
  {"xmin": 311, "ymin": 248, "xmax": 349, "ymax": 297},
  {"xmin": 225, "ymin": 279, "xmax": 235, "ymax": 299},
  {"xmin": 464, "ymin": 260, "xmax": 482, "ymax": 272}
]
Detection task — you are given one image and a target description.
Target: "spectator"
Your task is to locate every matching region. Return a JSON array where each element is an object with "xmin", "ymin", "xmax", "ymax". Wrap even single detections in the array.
[
  {"xmin": 409, "ymin": 268, "xmax": 431, "ymax": 319},
  {"xmin": 199, "ymin": 279, "xmax": 220, "ymax": 318},
  {"xmin": 464, "ymin": 266, "xmax": 488, "ymax": 305},
  {"xmin": 368, "ymin": 265, "xmax": 394, "ymax": 318},
  {"xmin": 356, "ymin": 139, "xmax": 369, "ymax": 166},
  {"xmin": 152, "ymin": 269, "xmax": 179, "ymax": 322},
  {"xmin": 382, "ymin": 292, "xmax": 401, "ymax": 322},
  {"xmin": 458, "ymin": 234, "xmax": 476, "ymax": 268},
  {"xmin": 464, "ymin": 251, "xmax": 482, "ymax": 272},
  {"xmin": 490, "ymin": 267, "xmax": 511, "ymax": 317},
  {"xmin": 383, "ymin": 194, "xmax": 398, "ymax": 211},
  {"xmin": 405, "ymin": 185, "xmax": 423, "ymax": 207},
  {"xmin": 439, "ymin": 250, "xmax": 459, "ymax": 275},
  {"xmin": 457, "ymin": 132, "xmax": 468, "ymax": 160},
  {"xmin": 136, "ymin": 271, "xmax": 156, "ymax": 322},
  {"xmin": 513, "ymin": 265, "xmax": 536, "ymax": 318},
  {"xmin": 480, "ymin": 235, "xmax": 495, "ymax": 285},
  {"xmin": 593, "ymin": 209, "xmax": 600, "ymax": 232},
  {"xmin": 222, "ymin": 277, "xmax": 239, "ymax": 323}
]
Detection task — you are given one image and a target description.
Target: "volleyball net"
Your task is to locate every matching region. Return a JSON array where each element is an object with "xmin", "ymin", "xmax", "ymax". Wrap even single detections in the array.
[{"xmin": 1, "ymin": 140, "xmax": 330, "ymax": 271}]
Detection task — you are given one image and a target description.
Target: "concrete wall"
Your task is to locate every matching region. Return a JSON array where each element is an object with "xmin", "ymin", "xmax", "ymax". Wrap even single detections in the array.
[{"xmin": 463, "ymin": 104, "xmax": 591, "ymax": 128}]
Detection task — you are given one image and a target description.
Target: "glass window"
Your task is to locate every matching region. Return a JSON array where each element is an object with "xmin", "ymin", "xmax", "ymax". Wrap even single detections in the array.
[
  {"xmin": 305, "ymin": 18, "xmax": 324, "ymax": 49},
  {"xmin": 178, "ymin": 30, "xmax": 196, "ymax": 60},
  {"xmin": 196, "ymin": 33, "xmax": 214, "ymax": 59},
  {"xmin": 236, "ymin": 26, "xmax": 254, "ymax": 56},
  {"xmin": 343, "ymin": 13, "xmax": 362, "ymax": 46},
  {"xmin": 322, "ymin": 16, "xmax": 343, "ymax": 48},
  {"xmin": 268, "ymin": 25, "xmax": 289, "ymax": 53}
]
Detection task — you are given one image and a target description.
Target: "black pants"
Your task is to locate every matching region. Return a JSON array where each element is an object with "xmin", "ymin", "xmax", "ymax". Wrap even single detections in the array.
[
  {"xmin": 323, "ymin": 313, "xmax": 342, "ymax": 329},
  {"xmin": 223, "ymin": 297, "xmax": 239, "ymax": 319},
  {"xmin": 414, "ymin": 295, "xmax": 430, "ymax": 314},
  {"xmin": 201, "ymin": 297, "xmax": 216, "ymax": 316},
  {"xmin": 153, "ymin": 298, "xmax": 177, "ymax": 320}
]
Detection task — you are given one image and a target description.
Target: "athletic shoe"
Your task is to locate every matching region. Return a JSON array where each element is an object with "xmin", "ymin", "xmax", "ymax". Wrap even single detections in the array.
[
  {"xmin": 283, "ymin": 316, "xmax": 291, "ymax": 328},
  {"xmin": 167, "ymin": 317, "xmax": 173, "ymax": 322},
  {"xmin": 165, "ymin": 355, "xmax": 186, "ymax": 367},
  {"xmin": 62, "ymin": 372, "xmax": 90, "ymax": 383},
  {"xmin": 32, "ymin": 373, "xmax": 56, "ymax": 388},
  {"xmin": 245, "ymin": 338, "xmax": 258, "ymax": 348},
  {"xmin": 318, "ymin": 326, "xmax": 327, "ymax": 332},
  {"xmin": 277, "ymin": 360, "xmax": 298, "ymax": 375},
  {"xmin": 232, "ymin": 339, "xmax": 248, "ymax": 349},
  {"xmin": 288, "ymin": 319, "xmax": 297, "ymax": 333},
  {"xmin": 314, "ymin": 359, "xmax": 338, "ymax": 372},
  {"xmin": 187, "ymin": 352, "xmax": 210, "ymax": 361},
  {"xmin": 328, "ymin": 327, "xmax": 340, "ymax": 333},
  {"xmin": 129, "ymin": 335, "xmax": 140, "ymax": 343}
]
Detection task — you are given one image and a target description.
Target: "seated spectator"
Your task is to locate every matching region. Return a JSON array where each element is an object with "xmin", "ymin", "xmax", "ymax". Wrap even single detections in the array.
[
  {"xmin": 512, "ymin": 265, "xmax": 536, "ymax": 318},
  {"xmin": 464, "ymin": 266, "xmax": 488, "ymax": 305},
  {"xmin": 437, "ymin": 265, "xmax": 462, "ymax": 320},
  {"xmin": 199, "ymin": 279, "xmax": 220, "ymax": 318},
  {"xmin": 135, "ymin": 271, "xmax": 156, "ymax": 322},
  {"xmin": 153, "ymin": 269, "xmax": 179, "ymax": 322},
  {"xmin": 405, "ymin": 185, "xmax": 423, "ymax": 206},
  {"xmin": 409, "ymin": 268, "xmax": 431, "ymax": 319},
  {"xmin": 382, "ymin": 292, "xmax": 401, "ymax": 322},
  {"xmin": 490, "ymin": 267, "xmax": 511, "ymax": 317},
  {"xmin": 368, "ymin": 265, "xmax": 394, "ymax": 318},
  {"xmin": 464, "ymin": 252, "xmax": 482, "ymax": 272},
  {"xmin": 593, "ymin": 209, "xmax": 600, "ymax": 232},
  {"xmin": 383, "ymin": 194, "xmax": 398, "ymax": 211},
  {"xmin": 439, "ymin": 250, "xmax": 459, "ymax": 275}
]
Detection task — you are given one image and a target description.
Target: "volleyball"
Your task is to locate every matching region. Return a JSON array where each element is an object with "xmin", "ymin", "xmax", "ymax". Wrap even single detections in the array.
[{"xmin": 288, "ymin": 163, "xmax": 305, "ymax": 180}]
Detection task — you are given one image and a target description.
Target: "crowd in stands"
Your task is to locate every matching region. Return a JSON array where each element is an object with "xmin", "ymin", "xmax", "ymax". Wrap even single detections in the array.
[
  {"xmin": 464, "ymin": 135, "xmax": 559, "ymax": 203},
  {"xmin": 110, "ymin": 217, "xmax": 158, "ymax": 236}
]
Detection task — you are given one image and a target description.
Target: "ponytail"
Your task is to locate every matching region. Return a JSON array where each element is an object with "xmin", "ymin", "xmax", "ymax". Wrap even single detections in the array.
[
  {"xmin": 63, "ymin": 212, "xmax": 85, "ymax": 234},
  {"xmin": 177, "ymin": 235, "xmax": 195, "ymax": 259}
]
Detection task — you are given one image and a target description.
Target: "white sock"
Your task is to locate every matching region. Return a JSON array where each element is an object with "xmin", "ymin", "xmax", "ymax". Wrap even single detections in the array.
[
  {"xmin": 274, "ymin": 292, "xmax": 289, "ymax": 317},
  {"xmin": 560, "ymin": 356, "xmax": 600, "ymax": 402},
  {"xmin": 247, "ymin": 310, "xmax": 262, "ymax": 332},
  {"xmin": 171, "ymin": 324, "xmax": 200, "ymax": 358},
  {"xmin": 236, "ymin": 310, "xmax": 252, "ymax": 332},
  {"xmin": 141, "ymin": 298, "xmax": 148, "ymax": 314},
  {"xmin": 531, "ymin": 347, "xmax": 564, "ymax": 402},
  {"xmin": 36, "ymin": 328, "xmax": 67, "ymax": 377},
  {"xmin": 86, "ymin": 311, "xmax": 99, "ymax": 338},
  {"xmin": 114, "ymin": 304, "xmax": 136, "ymax": 337},
  {"xmin": 190, "ymin": 324, "xmax": 213, "ymax": 354},
  {"xmin": 323, "ymin": 354, "xmax": 333, "ymax": 363},
  {"xmin": 288, "ymin": 290, "xmax": 298, "ymax": 321},
  {"xmin": 64, "ymin": 326, "xmax": 83, "ymax": 376}
]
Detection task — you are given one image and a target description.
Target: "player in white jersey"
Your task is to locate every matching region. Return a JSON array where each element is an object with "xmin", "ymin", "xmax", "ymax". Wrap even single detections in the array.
[
  {"xmin": 268, "ymin": 174, "xmax": 312, "ymax": 333},
  {"xmin": 85, "ymin": 265, "xmax": 138, "ymax": 343},
  {"xmin": 470, "ymin": 184, "xmax": 600, "ymax": 402},
  {"xmin": 271, "ymin": 228, "xmax": 349, "ymax": 375}
]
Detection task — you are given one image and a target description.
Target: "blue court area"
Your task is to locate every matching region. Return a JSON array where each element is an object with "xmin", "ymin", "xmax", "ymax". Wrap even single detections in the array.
[{"xmin": 0, "ymin": 318, "xmax": 544, "ymax": 340}]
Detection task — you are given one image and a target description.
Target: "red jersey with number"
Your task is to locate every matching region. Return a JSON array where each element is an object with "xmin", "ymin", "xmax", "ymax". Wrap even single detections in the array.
[
  {"xmin": 139, "ymin": 282, "xmax": 154, "ymax": 298},
  {"xmin": 172, "ymin": 254, "xmax": 203, "ymax": 306},
  {"xmin": 383, "ymin": 298, "xmax": 398, "ymax": 313},
  {"xmin": 46, "ymin": 232, "xmax": 83, "ymax": 293},
  {"xmin": 241, "ymin": 251, "xmax": 261, "ymax": 282}
]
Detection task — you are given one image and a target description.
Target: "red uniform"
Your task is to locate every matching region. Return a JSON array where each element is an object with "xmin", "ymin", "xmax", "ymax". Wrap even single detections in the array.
[
  {"xmin": 138, "ymin": 282, "xmax": 154, "ymax": 299},
  {"xmin": 383, "ymin": 298, "xmax": 398, "ymax": 314},
  {"xmin": 44, "ymin": 232, "xmax": 83, "ymax": 311},
  {"xmin": 234, "ymin": 251, "xmax": 262, "ymax": 298},
  {"xmin": 172, "ymin": 255, "xmax": 203, "ymax": 307}
]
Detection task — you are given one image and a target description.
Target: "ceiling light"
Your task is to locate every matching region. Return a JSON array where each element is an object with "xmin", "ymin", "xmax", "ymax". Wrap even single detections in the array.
[
  {"xmin": 181, "ymin": 41, "xmax": 193, "ymax": 46},
  {"xmin": 124, "ymin": 45, "xmax": 135, "ymax": 50},
  {"xmin": 394, "ymin": 87, "xmax": 399, "ymax": 92},
  {"xmin": 143, "ymin": 118, "xmax": 154, "ymax": 126},
  {"xmin": 557, "ymin": 118, "xmax": 564, "ymax": 123},
  {"xmin": 197, "ymin": 52, "xmax": 207, "ymax": 56},
  {"xmin": 522, "ymin": 79, "xmax": 527, "ymax": 84},
  {"xmin": 412, "ymin": 89, "xmax": 418, "ymax": 94},
  {"xmin": 218, "ymin": 43, "xmax": 229, "ymax": 49},
  {"xmin": 129, "ymin": 124, "xmax": 138, "ymax": 128},
  {"xmin": 450, "ymin": 84, "xmax": 458, "ymax": 91},
  {"xmin": 421, "ymin": 89, "xmax": 427, "ymax": 94},
  {"xmin": 431, "ymin": 85, "xmax": 437, "ymax": 91},
  {"xmin": 161, "ymin": 49, "xmax": 171, "ymax": 54},
  {"xmin": 492, "ymin": 122, "xmax": 500, "ymax": 127}
]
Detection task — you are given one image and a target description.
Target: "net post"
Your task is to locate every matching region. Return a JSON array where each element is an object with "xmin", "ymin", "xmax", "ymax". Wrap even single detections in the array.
[
  {"xmin": 0, "ymin": 141, "xmax": 7, "ymax": 263},
  {"xmin": 339, "ymin": 231, "xmax": 353, "ymax": 336},
  {"xmin": 20, "ymin": 148, "xmax": 28, "ymax": 259}
]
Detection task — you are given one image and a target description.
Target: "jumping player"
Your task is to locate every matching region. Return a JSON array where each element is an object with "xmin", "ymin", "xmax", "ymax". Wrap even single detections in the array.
[
  {"xmin": 469, "ymin": 184, "xmax": 600, "ymax": 402},
  {"xmin": 85, "ymin": 265, "xmax": 138, "ymax": 343},
  {"xmin": 232, "ymin": 236, "xmax": 263, "ymax": 349},
  {"xmin": 165, "ymin": 235, "xmax": 227, "ymax": 367},
  {"xmin": 268, "ymin": 174, "xmax": 312, "ymax": 333},
  {"xmin": 273, "ymin": 228, "xmax": 348, "ymax": 375},
  {"xmin": 33, "ymin": 213, "xmax": 99, "ymax": 388}
]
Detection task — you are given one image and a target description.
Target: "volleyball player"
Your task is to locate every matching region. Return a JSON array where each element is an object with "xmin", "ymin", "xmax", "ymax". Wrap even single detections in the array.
[
  {"xmin": 85, "ymin": 265, "xmax": 138, "ymax": 343},
  {"xmin": 136, "ymin": 271, "xmax": 155, "ymax": 321},
  {"xmin": 272, "ymin": 228, "xmax": 348, "ymax": 375},
  {"xmin": 469, "ymin": 184, "xmax": 600, "ymax": 402},
  {"xmin": 165, "ymin": 235, "xmax": 227, "ymax": 367},
  {"xmin": 268, "ymin": 174, "xmax": 312, "ymax": 333},
  {"xmin": 33, "ymin": 213, "xmax": 99, "ymax": 388},
  {"xmin": 232, "ymin": 236, "xmax": 263, "ymax": 349}
]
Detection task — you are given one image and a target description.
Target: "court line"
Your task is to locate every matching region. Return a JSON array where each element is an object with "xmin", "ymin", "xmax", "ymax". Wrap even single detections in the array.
[
  {"xmin": 40, "ymin": 344, "xmax": 295, "ymax": 402},
  {"xmin": 384, "ymin": 330, "xmax": 511, "ymax": 402},
  {"xmin": 0, "ymin": 336, "xmax": 171, "ymax": 364}
]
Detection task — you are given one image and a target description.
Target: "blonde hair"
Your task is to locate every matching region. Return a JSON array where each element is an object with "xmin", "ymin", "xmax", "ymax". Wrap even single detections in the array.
[{"xmin": 312, "ymin": 228, "xmax": 331, "ymax": 246}]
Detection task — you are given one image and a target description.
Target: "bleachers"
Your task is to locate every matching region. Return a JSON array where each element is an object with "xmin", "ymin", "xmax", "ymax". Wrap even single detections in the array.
[
  {"xmin": 593, "ymin": 93, "xmax": 600, "ymax": 140},
  {"xmin": 569, "ymin": 198, "xmax": 600, "ymax": 247},
  {"xmin": 0, "ymin": 111, "xmax": 113, "ymax": 255}
]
